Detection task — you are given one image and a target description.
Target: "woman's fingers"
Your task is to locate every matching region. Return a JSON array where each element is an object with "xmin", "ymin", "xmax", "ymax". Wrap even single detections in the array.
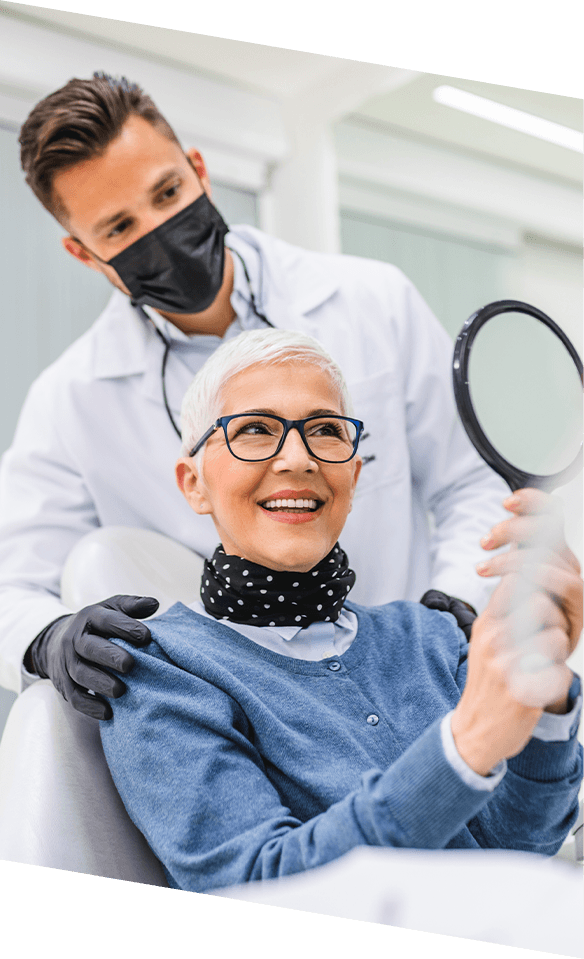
[
  {"xmin": 480, "ymin": 489, "xmax": 580, "ymax": 572},
  {"xmin": 477, "ymin": 545, "xmax": 573, "ymax": 578},
  {"xmin": 512, "ymin": 592, "xmax": 570, "ymax": 641},
  {"xmin": 479, "ymin": 559, "xmax": 582, "ymax": 648},
  {"xmin": 481, "ymin": 514, "xmax": 565, "ymax": 553},
  {"xmin": 502, "ymin": 488, "xmax": 561, "ymax": 517},
  {"xmin": 481, "ymin": 581, "xmax": 570, "ymax": 657},
  {"xmin": 505, "ymin": 656, "xmax": 573, "ymax": 710}
]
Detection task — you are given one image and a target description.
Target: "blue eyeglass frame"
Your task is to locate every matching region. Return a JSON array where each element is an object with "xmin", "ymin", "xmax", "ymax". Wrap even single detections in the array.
[{"xmin": 189, "ymin": 413, "xmax": 365, "ymax": 463}]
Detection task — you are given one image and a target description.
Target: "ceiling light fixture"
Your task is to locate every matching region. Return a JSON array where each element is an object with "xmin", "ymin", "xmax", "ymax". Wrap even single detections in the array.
[{"xmin": 432, "ymin": 85, "xmax": 583, "ymax": 153}]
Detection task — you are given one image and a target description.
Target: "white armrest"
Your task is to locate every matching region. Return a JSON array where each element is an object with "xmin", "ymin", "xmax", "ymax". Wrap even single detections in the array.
[{"xmin": 0, "ymin": 680, "xmax": 167, "ymax": 885}]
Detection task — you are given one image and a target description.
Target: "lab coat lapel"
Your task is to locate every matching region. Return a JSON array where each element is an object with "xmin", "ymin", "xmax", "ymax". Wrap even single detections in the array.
[
  {"xmin": 92, "ymin": 290, "xmax": 188, "ymax": 418},
  {"xmin": 92, "ymin": 290, "xmax": 149, "ymax": 379},
  {"xmin": 138, "ymin": 336, "xmax": 193, "ymax": 421},
  {"xmin": 227, "ymin": 226, "xmax": 340, "ymax": 329}
]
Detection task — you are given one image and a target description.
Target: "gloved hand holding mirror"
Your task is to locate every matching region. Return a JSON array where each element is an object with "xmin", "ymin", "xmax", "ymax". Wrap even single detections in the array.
[{"xmin": 453, "ymin": 300, "xmax": 583, "ymax": 709}]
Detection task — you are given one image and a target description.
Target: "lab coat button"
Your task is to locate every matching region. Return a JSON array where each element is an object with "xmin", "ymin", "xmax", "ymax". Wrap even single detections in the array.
[
  {"xmin": 366, "ymin": 714, "xmax": 379, "ymax": 726},
  {"xmin": 327, "ymin": 661, "xmax": 341, "ymax": 672}
]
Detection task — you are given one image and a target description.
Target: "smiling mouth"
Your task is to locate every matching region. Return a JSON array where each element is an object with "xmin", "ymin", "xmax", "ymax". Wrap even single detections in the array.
[{"xmin": 260, "ymin": 497, "xmax": 322, "ymax": 513}]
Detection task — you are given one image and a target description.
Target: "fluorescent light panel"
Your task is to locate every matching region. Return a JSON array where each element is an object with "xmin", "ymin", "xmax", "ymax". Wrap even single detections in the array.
[{"xmin": 433, "ymin": 85, "xmax": 583, "ymax": 153}]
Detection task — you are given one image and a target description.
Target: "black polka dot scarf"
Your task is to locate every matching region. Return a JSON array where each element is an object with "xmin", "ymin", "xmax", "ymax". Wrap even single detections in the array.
[{"xmin": 201, "ymin": 543, "xmax": 356, "ymax": 626}]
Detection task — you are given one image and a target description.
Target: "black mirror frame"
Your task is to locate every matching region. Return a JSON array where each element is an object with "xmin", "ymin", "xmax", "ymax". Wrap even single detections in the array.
[{"xmin": 453, "ymin": 299, "xmax": 583, "ymax": 493}]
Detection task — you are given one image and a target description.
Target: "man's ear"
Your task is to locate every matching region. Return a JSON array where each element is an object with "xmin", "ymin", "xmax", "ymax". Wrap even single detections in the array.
[
  {"xmin": 61, "ymin": 236, "xmax": 102, "ymax": 273},
  {"xmin": 175, "ymin": 457, "xmax": 213, "ymax": 515},
  {"xmin": 186, "ymin": 148, "xmax": 212, "ymax": 198}
]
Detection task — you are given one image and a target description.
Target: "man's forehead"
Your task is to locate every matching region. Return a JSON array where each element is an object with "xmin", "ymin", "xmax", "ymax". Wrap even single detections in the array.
[{"xmin": 52, "ymin": 116, "xmax": 190, "ymax": 230}]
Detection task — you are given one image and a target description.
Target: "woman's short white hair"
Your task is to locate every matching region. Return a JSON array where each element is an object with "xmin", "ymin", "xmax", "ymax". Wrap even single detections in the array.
[{"xmin": 180, "ymin": 328, "xmax": 353, "ymax": 458}]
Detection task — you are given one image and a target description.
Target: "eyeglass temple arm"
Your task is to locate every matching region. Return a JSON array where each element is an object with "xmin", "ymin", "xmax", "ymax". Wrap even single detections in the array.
[{"xmin": 189, "ymin": 423, "xmax": 219, "ymax": 458}]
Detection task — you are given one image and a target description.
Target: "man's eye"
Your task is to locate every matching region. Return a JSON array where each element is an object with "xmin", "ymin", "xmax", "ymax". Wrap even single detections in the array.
[
  {"xmin": 159, "ymin": 184, "xmax": 180, "ymax": 202},
  {"xmin": 107, "ymin": 219, "xmax": 131, "ymax": 238}
]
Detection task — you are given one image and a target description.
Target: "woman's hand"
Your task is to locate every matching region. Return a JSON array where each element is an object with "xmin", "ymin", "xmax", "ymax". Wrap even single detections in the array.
[{"xmin": 451, "ymin": 488, "xmax": 583, "ymax": 777}]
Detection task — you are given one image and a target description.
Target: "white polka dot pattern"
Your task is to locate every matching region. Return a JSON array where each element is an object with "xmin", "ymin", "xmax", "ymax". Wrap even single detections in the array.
[{"xmin": 200, "ymin": 544, "xmax": 355, "ymax": 626}]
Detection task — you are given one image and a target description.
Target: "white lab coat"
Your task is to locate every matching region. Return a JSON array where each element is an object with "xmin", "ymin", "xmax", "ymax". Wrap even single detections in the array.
[{"xmin": 0, "ymin": 226, "xmax": 508, "ymax": 692}]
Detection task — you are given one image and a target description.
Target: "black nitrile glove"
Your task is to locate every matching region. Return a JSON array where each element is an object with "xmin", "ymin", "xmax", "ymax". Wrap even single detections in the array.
[
  {"xmin": 26, "ymin": 594, "xmax": 159, "ymax": 720},
  {"xmin": 420, "ymin": 589, "xmax": 477, "ymax": 640}
]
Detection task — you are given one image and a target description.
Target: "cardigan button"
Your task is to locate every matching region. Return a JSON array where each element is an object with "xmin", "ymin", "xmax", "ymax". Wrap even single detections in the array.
[
  {"xmin": 327, "ymin": 661, "xmax": 341, "ymax": 671},
  {"xmin": 366, "ymin": 714, "xmax": 379, "ymax": 726}
]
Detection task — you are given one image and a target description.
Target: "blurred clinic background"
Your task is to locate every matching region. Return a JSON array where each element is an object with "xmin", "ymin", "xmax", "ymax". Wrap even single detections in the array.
[{"xmin": 0, "ymin": 2, "xmax": 582, "ymax": 732}]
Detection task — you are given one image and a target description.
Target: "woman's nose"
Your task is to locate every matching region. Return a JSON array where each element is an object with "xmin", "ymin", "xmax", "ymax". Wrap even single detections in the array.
[{"xmin": 272, "ymin": 427, "xmax": 317, "ymax": 471}]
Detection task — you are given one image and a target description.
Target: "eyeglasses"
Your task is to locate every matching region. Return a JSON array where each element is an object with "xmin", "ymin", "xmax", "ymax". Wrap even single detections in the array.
[{"xmin": 189, "ymin": 413, "xmax": 364, "ymax": 463}]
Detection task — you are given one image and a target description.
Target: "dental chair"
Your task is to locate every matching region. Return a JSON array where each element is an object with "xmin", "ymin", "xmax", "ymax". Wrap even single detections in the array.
[{"xmin": 0, "ymin": 526, "xmax": 204, "ymax": 885}]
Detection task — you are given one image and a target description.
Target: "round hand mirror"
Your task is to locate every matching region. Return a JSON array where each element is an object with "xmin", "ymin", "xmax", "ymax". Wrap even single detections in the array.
[{"xmin": 453, "ymin": 300, "xmax": 583, "ymax": 493}]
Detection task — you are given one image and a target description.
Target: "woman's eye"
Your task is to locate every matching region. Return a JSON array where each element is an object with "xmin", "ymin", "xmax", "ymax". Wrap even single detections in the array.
[
  {"xmin": 308, "ymin": 421, "xmax": 343, "ymax": 438},
  {"xmin": 239, "ymin": 422, "xmax": 273, "ymax": 435}
]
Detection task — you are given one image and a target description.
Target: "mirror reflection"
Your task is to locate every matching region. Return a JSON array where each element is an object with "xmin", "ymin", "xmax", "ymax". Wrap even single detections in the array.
[{"xmin": 468, "ymin": 312, "xmax": 582, "ymax": 478}]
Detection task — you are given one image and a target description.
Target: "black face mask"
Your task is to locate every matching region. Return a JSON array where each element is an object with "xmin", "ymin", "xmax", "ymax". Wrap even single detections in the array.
[{"xmin": 106, "ymin": 193, "xmax": 230, "ymax": 314}]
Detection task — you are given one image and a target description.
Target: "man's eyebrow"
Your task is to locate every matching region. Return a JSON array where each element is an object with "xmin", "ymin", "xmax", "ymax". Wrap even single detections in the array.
[
  {"xmin": 92, "ymin": 169, "xmax": 184, "ymax": 236},
  {"xmin": 92, "ymin": 209, "xmax": 131, "ymax": 236},
  {"xmin": 148, "ymin": 169, "xmax": 183, "ymax": 196}
]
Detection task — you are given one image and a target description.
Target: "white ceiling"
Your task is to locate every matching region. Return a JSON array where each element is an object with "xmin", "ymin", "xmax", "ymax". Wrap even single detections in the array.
[
  {"xmin": 1, "ymin": 1, "xmax": 582, "ymax": 185},
  {"xmin": 352, "ymin": 74, "xmax": 582, "ymax": 185}
]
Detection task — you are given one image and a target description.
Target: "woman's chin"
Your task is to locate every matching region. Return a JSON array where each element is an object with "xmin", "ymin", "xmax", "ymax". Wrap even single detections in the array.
[{"xmin": 242, "ymin": 538, "xmax": 332, "ymax": 573}]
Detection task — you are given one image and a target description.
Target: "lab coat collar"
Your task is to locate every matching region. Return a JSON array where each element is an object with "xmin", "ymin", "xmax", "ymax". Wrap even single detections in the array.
[
  {"xmin": 227, "ymin": 225, "xmax": 340, "ymax": 322},
  {"xmin": 93, "ymin": 289, "xmax": 150, "ymax": 379},
  {"xmin": 91, "ymin": 225, "xmax": 341, "ymax": 383}
]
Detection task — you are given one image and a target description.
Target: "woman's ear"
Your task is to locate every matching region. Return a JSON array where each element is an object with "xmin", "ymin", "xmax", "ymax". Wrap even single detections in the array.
[
  {"xmin": 349, "ymin": 456, "xmax": 362, "ymax": 511},
  {"xmin": 175, "ymin": 457, "xmax": 212, "ymax": 514}
]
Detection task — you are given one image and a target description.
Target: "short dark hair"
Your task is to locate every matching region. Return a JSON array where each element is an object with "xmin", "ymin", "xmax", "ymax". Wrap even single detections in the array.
[{"xmin": 19, "ymin": 72, "xmax": 181, "ymax": 224}]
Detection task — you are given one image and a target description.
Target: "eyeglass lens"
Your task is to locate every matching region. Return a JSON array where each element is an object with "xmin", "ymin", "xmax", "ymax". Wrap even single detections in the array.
[{"xmin": 225, "ymin": 415, "xmax": 358, "ymax": 462}]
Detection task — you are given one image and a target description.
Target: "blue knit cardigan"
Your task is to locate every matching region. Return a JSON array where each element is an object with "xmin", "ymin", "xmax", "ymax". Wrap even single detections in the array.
[{"xmin": 100, "ymin": 600, "xmax": 582, "ymax": 892}]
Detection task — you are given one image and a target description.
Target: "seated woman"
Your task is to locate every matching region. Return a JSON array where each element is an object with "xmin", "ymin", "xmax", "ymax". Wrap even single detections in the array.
[{"xmin": 100, "ymin": 328, "xmax": 583, "ymax": 893}]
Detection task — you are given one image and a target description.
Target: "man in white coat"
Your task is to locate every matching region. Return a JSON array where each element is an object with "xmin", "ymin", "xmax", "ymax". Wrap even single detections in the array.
[{"xmin": 0, "ymin": 72, "xmax": 507, "ymax": 719}]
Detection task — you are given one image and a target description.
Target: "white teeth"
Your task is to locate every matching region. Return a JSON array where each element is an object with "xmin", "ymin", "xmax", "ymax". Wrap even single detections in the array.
[{"xmin": 262, "ymin": 498, "xmax": 319, "ymax": 510}]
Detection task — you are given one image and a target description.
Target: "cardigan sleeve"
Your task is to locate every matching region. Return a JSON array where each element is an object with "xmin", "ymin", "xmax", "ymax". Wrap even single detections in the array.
[
  {"xmin": 452, "ymin": 642, "xmax": 583, "ymax": 855},
  {"xmin": 100, "ymin": 638, "xmax": 499, "ymax": 892}
]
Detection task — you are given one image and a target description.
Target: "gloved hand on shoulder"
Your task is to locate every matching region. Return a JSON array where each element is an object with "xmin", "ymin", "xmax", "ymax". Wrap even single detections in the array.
[{"xmin": 25, "ymin": 594, "xmax": 159, "ymax": 720}]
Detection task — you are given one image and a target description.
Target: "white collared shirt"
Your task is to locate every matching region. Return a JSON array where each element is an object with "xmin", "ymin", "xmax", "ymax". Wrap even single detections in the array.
[{"xmin": 190, "ymin": 599, "xmax": 358, "ymax": 660}]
